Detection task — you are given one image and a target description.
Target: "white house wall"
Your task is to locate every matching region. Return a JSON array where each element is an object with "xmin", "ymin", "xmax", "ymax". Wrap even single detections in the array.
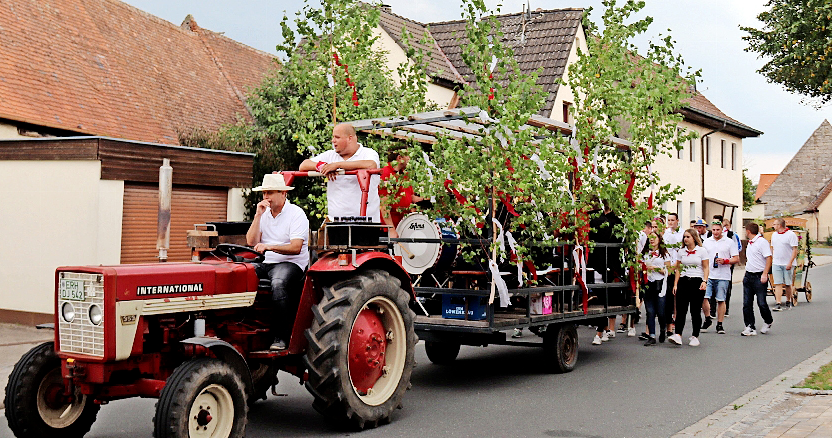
[
  {"xmin": 548, "ymin": 25, "xmax": 588, "ymax": 124},
  {"xmin": 0, "ymin": 160, "xmax": 123, "ymax": 314},
  {"xmin": 372, "ymin": 27, "xmax": 456, "ymax": 109},
  {"xmin": 0, "ymin": 121, "xmax": 25, "ymax": 139},
  {"xmin": 227, "ymin": 188, "xmax": 246, "ymax": 221}
]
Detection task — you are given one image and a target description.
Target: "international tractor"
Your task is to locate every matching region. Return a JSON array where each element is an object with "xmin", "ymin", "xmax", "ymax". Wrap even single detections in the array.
[{"xmin": 4, "ymin": 169, "xmax": 418, "ymax": 438}]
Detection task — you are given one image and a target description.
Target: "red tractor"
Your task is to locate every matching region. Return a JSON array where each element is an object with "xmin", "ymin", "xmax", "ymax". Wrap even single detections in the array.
[{"xmin": 4, "ymin": 169, "xmax": 417, "ymax": 437}]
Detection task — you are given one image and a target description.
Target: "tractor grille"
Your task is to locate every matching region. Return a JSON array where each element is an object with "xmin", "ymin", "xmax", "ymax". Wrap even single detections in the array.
[{"xmin": 58, "ymin": 272, "xmax": 105, "ymax": 357}]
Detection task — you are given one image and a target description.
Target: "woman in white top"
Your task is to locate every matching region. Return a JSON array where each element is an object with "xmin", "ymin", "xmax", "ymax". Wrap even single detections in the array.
[
  {"xmin": 670, "ymin": 229, "xmax": 710, "ymax": 347},
  {"xmin": 641, "ymin": 233, "xmax": 672, "ymax": 346}
]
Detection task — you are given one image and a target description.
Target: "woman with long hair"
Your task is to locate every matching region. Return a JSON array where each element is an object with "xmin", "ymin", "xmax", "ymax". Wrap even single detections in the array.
[
  {"xmin": 641, "ymin": 233, "xmax": 672, "ymax": 346},
  {"xmin": 669, "ymin": 229, "xmax": 710, "ymax": 347}
]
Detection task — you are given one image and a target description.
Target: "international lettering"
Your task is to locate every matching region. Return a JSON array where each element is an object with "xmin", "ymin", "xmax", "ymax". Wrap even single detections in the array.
[{"xmin": 136, "ymin": 283, "xmax": 204, "ymax": 296}]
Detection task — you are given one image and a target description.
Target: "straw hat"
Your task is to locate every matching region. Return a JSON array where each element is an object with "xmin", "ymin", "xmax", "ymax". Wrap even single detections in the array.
[{"xmin": 252, "ymin": 173, "xmax": 294, "ymax": 191}]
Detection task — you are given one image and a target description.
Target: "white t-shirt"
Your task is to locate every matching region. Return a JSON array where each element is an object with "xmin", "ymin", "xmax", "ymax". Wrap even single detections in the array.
[
  {"xmin": 702, "ymin": 235, "xmax": 739, "ymax": 281},
  {"xmin": 258, "ymin": 200, "xmax": 310, "ymax": 269},
  {"xmin": 663, "ymin": 228, "xmax": 684, "ymax": 263},
  {"xmin": 771, "ymin": 229, "xmax": 798, "ymax": 267},
  {"xmin": 676, "ymin": 246, "xmax": 708, "ymax": 279},
  {"xmin": 745, "ymin": 234, "xmax": 772, "ymax": 273},
  {"xmin": 643, "ymin": 250, "xmax": 671, "ymax": 282},
  {"xmin": 636, "ymin": 231, "xmax": 648, "ymax": 254},
  {"xmin": 312, "ymin": 144, "xmax": 381, "ymax": 222}
]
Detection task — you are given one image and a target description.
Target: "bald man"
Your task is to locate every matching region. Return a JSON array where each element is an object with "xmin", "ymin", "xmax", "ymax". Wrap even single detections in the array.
[{"xmin": 300, "ymin": 123, "xmax": 381, "ymax": 221}]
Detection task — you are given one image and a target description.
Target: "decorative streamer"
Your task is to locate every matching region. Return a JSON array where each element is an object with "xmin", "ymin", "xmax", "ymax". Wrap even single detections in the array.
[{"xmin": 488, "ymin": 259, "xmax": 510, "ymax": 307}]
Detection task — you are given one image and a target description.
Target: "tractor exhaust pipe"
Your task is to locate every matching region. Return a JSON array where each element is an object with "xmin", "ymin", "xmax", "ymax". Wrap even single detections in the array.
[{"xmin": 157, "ymin": 158, "xmax": 172, "ymax": 262}]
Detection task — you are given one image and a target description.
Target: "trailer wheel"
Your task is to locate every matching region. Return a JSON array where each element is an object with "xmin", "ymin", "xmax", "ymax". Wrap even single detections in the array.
[
  {"xmin": 304, "ymin": 269, "xmax": 417, "ymax": 429},
  {"xmin": 424, "ymin": 341, "xmax": 460, "ymax": 365},
  {"xmin": 542, "ymin": 324, "xmax": 578, "ymax": 373},
  {"xmin": 153, "ymin": 358, "xmax": 247, "ymax": 438},
  {"xmin": 4, "ymin": 342, "xmax": 99, "ymax": 438},
  {"xmin": 806, "ymin": 282, "xmax": 813, "ymax": 302}
]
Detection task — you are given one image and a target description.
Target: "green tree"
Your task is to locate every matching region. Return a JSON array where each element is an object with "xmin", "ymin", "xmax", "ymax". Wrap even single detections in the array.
[
  {"xmin": 741, "ymin": 0, "xmax": 832, "ymax": 107},
  {"xmin": 742, "ymin": 168, "xmax": 756, "ymax": 211}
]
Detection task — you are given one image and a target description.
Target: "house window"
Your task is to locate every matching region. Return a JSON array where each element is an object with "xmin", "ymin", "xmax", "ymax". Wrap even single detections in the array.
[
  {"xmin": 721, "ymin": 140, "xmax": 726, "ymax": 168},
  {"xmin": 562, "ymin": 102, "xmax": 571, "ymax": 124},
  {"xmin": 677, "ymin": 129, "xmax": 684, "ymax": 159},
  {"xmin": 731, "ymin": 143, "xmax": 737, "ymax": 170},
  {"xmin": 705, "ymin": 137, "xmax": 710, "ymax": 165},
  {"xmin": 690, "ymin": 138, "xmax": 696, "ymax": 162},
  {"xmin": 677, "ymin": 201, "xmax": 683, "ymax": 219},
  {"xmin": 690, "ymin": 202, "xmax": 696, "ymax": 224}
]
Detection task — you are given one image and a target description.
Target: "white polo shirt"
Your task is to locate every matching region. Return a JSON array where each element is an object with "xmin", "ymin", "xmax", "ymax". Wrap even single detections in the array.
[
  {"xmin": 676, "ymin": 246, "xmax": 708, "ymax": 278},
  {"xmin": 258, "ymin": 200, "xmax": 309, "ymax": 269},
  {"xmin": 745, "ymin": 234, "xmax": 772, "ymax": 273},
  {"xmin": 702, "ymin": 234, "xmax": 739, "ymax": 281},
  {"xmin": 663, "ymin": 227, "xmax": 684, "ymax": 263},
  {"xmin": 644, "ymin": 250, "xmax": 671, "ymax": 282},
  {"xmin": 771, "ymin": 229, "xmax": 798, "ymax": 267},
  {"xmin": 312, "ymin": 144, "xmax": 381, "ymax": 222}
]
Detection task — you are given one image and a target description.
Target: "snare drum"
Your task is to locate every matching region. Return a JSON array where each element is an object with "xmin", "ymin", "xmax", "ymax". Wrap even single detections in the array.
[{"xmin": 396, "ymin": 213, "xmax": 460, "ymax": 275}]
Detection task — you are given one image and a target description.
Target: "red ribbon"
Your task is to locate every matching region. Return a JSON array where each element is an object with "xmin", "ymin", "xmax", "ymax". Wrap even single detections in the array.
[
  {"xmin": 686, "ymin": 249, "xmax": 697, "ymax": 255},
  {"xmin": 332, "ymin": 53, "xmax": 359, "ymax": 107}
]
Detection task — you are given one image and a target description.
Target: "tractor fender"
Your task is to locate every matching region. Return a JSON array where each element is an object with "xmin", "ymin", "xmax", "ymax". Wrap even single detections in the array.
[
  {"xmin": 309, "ymin": 252, "xmax": 414, "ymax": 296},
  {"xmin": 180, "ymin": 337, "xmax": 253, "ymax": 397}
]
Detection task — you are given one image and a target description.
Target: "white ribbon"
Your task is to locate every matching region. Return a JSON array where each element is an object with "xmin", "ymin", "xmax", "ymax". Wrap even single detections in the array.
[
  {"xmin": 570, "ymin": 134, "xmax": 584, "ymax": 168},
  {"xmin": 478, "ymin": 110, "xmax": 495, "ymax": 124},
  {"xmin": 491, "ymin": 217, "xmax": 506, "ymax": 262},
  {"xmin": 488, "ymin": 259, "xmax": 510, "ymax": 307},
  {"xmin": 530, "ymin": 153, "xmax": 552, "ymax": 180},
  {"xmin": 592, "ymin": 146, "xmax": 599, "ymax": 172},
  {"xmin": 422, "ymin": 151, "xmax": 435, "ymax": 182},
  {"xmin": 572, "ymin": 245, "xmax": 588, "ymax": 296},
  {"xmin": 505, "ymin": 231, "xmax": 523, "ymax": 285}
]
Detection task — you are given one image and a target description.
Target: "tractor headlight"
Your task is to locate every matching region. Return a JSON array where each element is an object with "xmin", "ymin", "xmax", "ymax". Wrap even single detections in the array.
[
  {"xmin": 88, "ymin": 305, "xmax": 103, "ymax": 326},
  {"xmin": 61, "ymin": 302, "xmax": 75, "ymax": 323}
]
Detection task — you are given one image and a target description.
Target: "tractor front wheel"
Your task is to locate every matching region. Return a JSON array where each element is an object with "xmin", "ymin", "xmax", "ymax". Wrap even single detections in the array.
[
  {"xmin": 153, "ymin": 358, "xmax": 247, "ymax": 438},
  {"xmin": 304, "ymin": 269, "xmax": 417, "ymax": 429},
  {"xmin": 4, "ymin": 342, "xmax": 99, "ymax": 438}
]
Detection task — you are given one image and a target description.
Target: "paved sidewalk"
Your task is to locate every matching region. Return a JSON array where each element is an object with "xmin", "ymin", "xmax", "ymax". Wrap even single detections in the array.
[
  {"xmin": 674, "ymin": 347, "xmax": 832, "ymax": 438},
  {"xmin": 0, "ymin": 323, "xmax": 54, "ymax": 410}
]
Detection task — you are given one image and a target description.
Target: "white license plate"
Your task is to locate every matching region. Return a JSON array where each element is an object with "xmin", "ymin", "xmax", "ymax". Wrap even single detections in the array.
[{"xmin": 60, "ymin": 279, "xmax": 85, "ymax": 301}]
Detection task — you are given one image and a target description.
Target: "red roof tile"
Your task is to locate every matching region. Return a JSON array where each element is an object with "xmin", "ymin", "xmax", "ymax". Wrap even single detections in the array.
[
  {"xmin": 0, "ymin": 0, "xmax": 277, "ymax": 144},
  {"xmin": 755, "ymin": 174, "xmax": 778, "ymax": 200}
]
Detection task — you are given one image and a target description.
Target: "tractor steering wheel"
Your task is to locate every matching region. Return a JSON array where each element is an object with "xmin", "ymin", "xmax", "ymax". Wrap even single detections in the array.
[{"xmin": 214, "ymin": 244, "xmax": 265, "ymax": 263}]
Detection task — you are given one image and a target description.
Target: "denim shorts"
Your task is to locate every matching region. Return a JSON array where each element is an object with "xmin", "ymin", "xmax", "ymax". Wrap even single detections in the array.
[
  {"xmin": 705, "ymin": 279, "xmax": 729, "ymax": 301},
  {"xmin": 772, "ymin": 265, "xmax": 792, "ymax": 285}
]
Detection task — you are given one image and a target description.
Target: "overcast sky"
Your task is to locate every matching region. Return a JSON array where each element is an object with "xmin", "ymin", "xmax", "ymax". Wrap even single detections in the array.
[{"xmin": 122, "ymin": 0, "xmax": 831, "ymax": 184}]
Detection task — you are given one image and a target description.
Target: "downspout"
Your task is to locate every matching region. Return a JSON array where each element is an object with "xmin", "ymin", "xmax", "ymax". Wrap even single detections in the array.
[{"xmin": 700, "ymin": 120, "xmax": 727, "ymax": 219}]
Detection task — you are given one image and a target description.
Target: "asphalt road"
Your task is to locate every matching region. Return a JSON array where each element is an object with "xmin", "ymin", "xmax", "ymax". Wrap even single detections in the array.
[{"xmin": 1, "ymin": 265, "xmax": 829, "ymax": 438}]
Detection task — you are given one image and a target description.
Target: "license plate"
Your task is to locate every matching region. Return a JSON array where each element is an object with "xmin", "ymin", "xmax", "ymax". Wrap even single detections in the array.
[{"xmin": 60, "ymin": 279, "xmax": 85, "ymax": 301}]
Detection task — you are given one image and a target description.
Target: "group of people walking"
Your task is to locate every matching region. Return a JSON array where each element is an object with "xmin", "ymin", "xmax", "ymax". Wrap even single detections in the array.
[{"xmin": 593, "ymin": 214, "xmax": 799, "ymax": 348}]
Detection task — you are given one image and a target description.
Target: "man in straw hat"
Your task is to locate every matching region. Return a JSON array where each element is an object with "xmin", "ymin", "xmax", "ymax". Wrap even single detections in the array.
[
  {"xmin": 246, "ymin": 173, "xmax": 310, "ymax": 350},
  {"xmin": 300, "ymin": 123, "xmax": 381, "ymax": 221}
]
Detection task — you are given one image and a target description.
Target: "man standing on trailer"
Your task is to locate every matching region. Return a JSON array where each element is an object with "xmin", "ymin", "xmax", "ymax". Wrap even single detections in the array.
[
  {"xmin": 247, "ymin": 173, "xmax": 310, "ymax": 350},
  {"xmin": 770, "ymin": 218, "xmax": 799, "ymax": 312},
  {"xmin": 300, "ymin": 123, "xmax": 381, "ymax": 221}
]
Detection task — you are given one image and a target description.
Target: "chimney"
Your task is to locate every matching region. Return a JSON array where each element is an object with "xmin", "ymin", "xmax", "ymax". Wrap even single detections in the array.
[{"xmin": 380, "ymin": 4, "xmax": 392, "ymax": 13}]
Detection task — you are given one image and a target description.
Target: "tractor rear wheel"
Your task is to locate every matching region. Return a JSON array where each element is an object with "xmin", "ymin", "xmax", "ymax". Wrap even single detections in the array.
[
  {"xmin": 153, "ymin": 358, "xmax": 247, "ymax": 438},
  {"xmin": 4, "ymin": 342, "xmax": 99, "ymax": 438},
  {"xmin": 542, "ymin": 323, "xmax": 578, "ymax": 373},
  {"xmin": 424, "ymin": 341, "xmax": 460, "ymax": 365},
  {"xmin": 304, "ymin": 269, "xmax": 417, "ymax": 429}
]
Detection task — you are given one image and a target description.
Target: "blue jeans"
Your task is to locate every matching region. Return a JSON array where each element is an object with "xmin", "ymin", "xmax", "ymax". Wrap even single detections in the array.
[
  {"xmin": 743, "ymin": 271, "xmax": 773, "ymax": 330},
  {"xmin": 644, "ymin": 280, "xmax": 666, "ymax": 336},
  {"xmin": 255, "ymin": 262, "xmax": 305, "ymax": 341}
]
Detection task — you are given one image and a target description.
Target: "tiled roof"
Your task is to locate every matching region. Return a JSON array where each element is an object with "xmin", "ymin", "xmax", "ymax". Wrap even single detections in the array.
[
  {"xmin": 759, "ymin": 120, "xmax": 832, "ymax": 216},
  {"xmin": 429, "ymin": 8, "xmax": 584, "ymax": 116},
  {"xmin": 755, "ymin": 174, "xmax": 779, "ymax": 200},
  {"xmin": 0, "ymin": 0, "xmax": 277, "ymax": 144},
  {"xmin": 679, "ymin": 91, "xmax": 761, "ymax": 137},
  {"xmin": 806, "ymin": 179, "xmax": 832, "ymax": 211},
  {"xmin": 377, "ymin": 9, "xmax": 464, "ymax": 85}
]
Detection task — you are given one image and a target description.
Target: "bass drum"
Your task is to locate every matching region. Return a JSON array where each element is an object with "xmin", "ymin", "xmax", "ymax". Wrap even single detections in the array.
[{"xmin": 395, "ymin": 213, "xmax": 459, "ymax": 275}]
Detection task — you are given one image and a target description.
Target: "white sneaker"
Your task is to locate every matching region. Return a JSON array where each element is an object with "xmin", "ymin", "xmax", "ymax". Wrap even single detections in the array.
[
  {"xmin": 761, "ymin": 322, "xmax": 772, "ymax": 334},
  {"xmin": 592, "ymin": 335, "xmax": 602, "ymax": 345},
  {"xmin": 627, "ymin": 327, "xmax": 636, "ymax": 337},
  {"xmin": 512, "ymin": 328, "xmax": 523, "ymax": 338},
  {"xmin": 606, "ymin": 330, "xmax": 616, "ymax": 339},
  {"xmin": 741, "ymin": 326, "xmax": 757, "ymax": 336},
  {"xmin": 601, "ymin": 331, "xmax": 610, "ymax": 342},
  {"xmin": 668, "ymin": 333, "xmax": 683, "ymax": 345},
  {"xmin": 689, "ymin": 336, "xmax": 700, "ymax": 347}
]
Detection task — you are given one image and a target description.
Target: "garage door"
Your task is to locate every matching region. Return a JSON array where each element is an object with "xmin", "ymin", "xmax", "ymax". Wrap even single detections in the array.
[{"xmin": 121, "ymin": 184, "xmax": 228, "ymax": 263}]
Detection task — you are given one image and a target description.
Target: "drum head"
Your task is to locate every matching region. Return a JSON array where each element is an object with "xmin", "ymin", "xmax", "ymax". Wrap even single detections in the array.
[{"xmin": 396, "ymin": 213, "xmax": 442, "ymax": 274}]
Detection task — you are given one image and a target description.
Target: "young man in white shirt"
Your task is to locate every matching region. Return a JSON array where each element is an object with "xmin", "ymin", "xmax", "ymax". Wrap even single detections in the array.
[
  {"xmin": 701, "ymin": 221, "xmax": 739, "ymax": 334},
  {"xmin": 741, "ymin": 222, "xmax": 773, "ymax": 336},
  {"xmin": 662, "ymin": 213, "xmax": 684, "ymax": 337},
  {"xmin": 247, "ymin": 173, "xmax": 310, "ymax": 350},
  {"xmin": 300, "ymin": 123, "xmax": 381, "ymax": 221},
  {"xmin": 770, "ymin": 218, "xmax": 799, "ymax": 311}
]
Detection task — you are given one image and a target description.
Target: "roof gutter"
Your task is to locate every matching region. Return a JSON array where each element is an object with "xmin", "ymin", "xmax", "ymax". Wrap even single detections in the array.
[
  {"xmin": 679, "ymin": 106, "xmax": 763, "ymax": 138},
  {"xmin": 701, "ymin": 120, "xmax": 726, "ymax": 219}
]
